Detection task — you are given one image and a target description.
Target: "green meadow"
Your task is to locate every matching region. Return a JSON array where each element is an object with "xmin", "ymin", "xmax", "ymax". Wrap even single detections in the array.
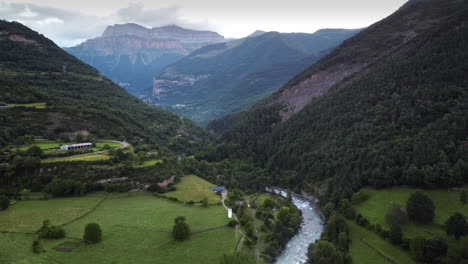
[
  {"xmin": 0, "ymin": 192, "xmax": 237, "ymax": 264},
  {"xmin": 164, "ymin": 175, "xmax": 221, "ymax": 204}
]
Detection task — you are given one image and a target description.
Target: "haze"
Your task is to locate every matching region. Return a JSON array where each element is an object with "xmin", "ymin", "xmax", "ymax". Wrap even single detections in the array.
[{"xmin": 1, "ymin": 0, "xmax": 407, "ymax": 46}]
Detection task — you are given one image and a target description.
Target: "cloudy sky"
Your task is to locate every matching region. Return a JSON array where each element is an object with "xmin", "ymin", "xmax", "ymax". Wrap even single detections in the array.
[{"xmin": 0, "ymin": 0, "xmax": 408, "ymax": 47}]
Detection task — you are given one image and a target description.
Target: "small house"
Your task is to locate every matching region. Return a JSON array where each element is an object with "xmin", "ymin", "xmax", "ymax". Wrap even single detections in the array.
[{"xmin": 210, "ymin": 186, "xmax": 227, "ymax": 193}]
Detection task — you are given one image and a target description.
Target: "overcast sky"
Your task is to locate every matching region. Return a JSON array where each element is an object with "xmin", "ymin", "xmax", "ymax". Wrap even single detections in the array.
[{"xmin": 0, "ymin": 0, "xmax": 408, "ymax": 47}]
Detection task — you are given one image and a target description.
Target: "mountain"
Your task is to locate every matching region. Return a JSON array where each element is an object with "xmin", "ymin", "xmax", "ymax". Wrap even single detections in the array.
[
  {"xmin": 247, "ymin": 30, "xmax": 267, "ymax": 37},
  {"xmin": 64, "ymin": 24, "xmax": 225, "ymax": 95},
  {"xmin": 0, "ymin": 20, "xmax": 206, "ymax": 149},
  {"xmin": 213, "ymin": 0, "xmax": 468, "ymax": 192},
  {"xmin": 144, "ymin": 28, "xmax": 360, "ymax": 124}
]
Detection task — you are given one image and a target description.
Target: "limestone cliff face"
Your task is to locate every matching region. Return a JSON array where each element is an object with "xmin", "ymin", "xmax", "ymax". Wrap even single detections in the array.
[
  {"xmin": 64, "ymin": 24, "xmax": 225, "ymax": 95},
  {"xmin": 102, "ymin": 24, "xmax": 224, "ymax": 44}
]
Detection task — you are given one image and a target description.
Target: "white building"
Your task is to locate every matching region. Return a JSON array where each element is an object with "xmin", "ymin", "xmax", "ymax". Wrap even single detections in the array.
[
  {"xmin": 228, "ymin": 208, "xmax": 233, "ymax": 219},
  {"xmin": 60, "ymin": 142, "xmax": 93, "ymax": 151}
]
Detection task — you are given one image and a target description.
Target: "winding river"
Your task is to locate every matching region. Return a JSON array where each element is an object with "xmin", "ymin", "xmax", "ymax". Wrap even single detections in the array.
[{"xmin": 267, "ymin": 187, "xmax": 324, "ymax": 264}]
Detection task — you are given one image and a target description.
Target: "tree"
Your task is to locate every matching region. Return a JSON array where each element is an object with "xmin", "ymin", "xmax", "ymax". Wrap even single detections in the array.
[
  {"xmin": 263, "ymin": 198, "xmax": 276, "ymax": 209},
  {"xmin": 461, "ymin": 191, "xmax": 467, "ymax": 204},
  {"xmin": 219, "ymin": 253, "xmax": 255, "ymax": 264},
  {"xmin": 423, "ymin": 237, "xmax": 448, "ymax": 263},
  {"xmin": 32, "ymin": 239, "xmax": 42, "ymax": 254},
  {"xmin": 406, "ymin": 192, "xmax": 435, "ymax": 223},
  {"xmin": 36, "ymin": 219, "xmax": 65, "ymax": 239},
  {"xmin": 172, "ymin": 216, "xmax": 190, "ymax": 241},
  {"xmin": 385, "ymin": 204, "xmax": 407, "ymax": 226},
  {"xmin": 445, "ymin": 212, "xmax": 467, "ymax": 239},
  {"xmin": 389, "ymin": 224, "xmax": 403, "ymax": 245},
  {"xmin": 0, "ymin": 195, "xmax": 9, "ymax": 210},
  {"xmin": 83, "ymin": 223, "xmax": 102, "ymax": 243},
  {"xmin": 410, "ymin": 237, "xmax": 426, "ymax": 261},
  {"xmin": 202, "ymin": 197, "xmax": 208, "ymax": 207},
  {"xmin": 309, "ymin": 241, "xmax": 344, "ymax": 264},
  {"xmin": 26, "ymin": 146, "xmax": 43, "ymax": 157}
]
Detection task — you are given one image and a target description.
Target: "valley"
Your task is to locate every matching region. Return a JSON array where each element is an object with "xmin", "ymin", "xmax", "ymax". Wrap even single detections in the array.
[{"xmin": 1, "ymin": 0, "xmax": 468, "ymax": 263}]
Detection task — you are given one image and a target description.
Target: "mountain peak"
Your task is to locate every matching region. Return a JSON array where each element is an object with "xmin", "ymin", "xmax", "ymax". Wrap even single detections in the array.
[
  {"xmin": 102, "ymin": 23, "xmax": 224, "ymax": 43},
  {"xmin": 247, "ymin": 30, "xmax": 267, "ymax": 38}
]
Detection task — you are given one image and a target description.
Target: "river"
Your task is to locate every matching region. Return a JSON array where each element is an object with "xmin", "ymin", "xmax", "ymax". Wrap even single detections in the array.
[{"xmin": 267, "ymin": 187, "xmax": 324, "ymax": 264}]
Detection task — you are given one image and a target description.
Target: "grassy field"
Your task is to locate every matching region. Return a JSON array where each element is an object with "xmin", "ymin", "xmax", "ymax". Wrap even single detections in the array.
[
  {"xmin": 133, "ymin": 159, "xmax": 163, "ymax": 168},
  {"xmin": 348, "ymin": 221, "xmax": 415, "ymax": 264},
  {"xmin": 0, "ymin": 192, "xmax": 237, "ymax": 264},
  {"xmin": 7, "ymin": 102, "xmax": 47, "ymax": 109},
  {"xmin": 43, "ymin": 153, "xmax": 110, "ymax": 163},
  {"xmin": 0, "ymin": 195, "xmax": 104, "ymax": 232},
  {"xmin": 353, "ymin": 187, "xmax": 468, "ymax": 238},
  {"xmin": 164, "ymin": 175, "xmax": 221, "ymax": 204},
  {"xmin": 12, "ymin": 141, "xmax": 74, "ymax": 151},
  {"xmin": 95, "ymin": 142, "xmax": 123, "ymax": 148}
]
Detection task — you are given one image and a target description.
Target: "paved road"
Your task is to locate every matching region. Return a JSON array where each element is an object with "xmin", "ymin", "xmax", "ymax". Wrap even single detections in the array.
[{"xmin": 0, "ymin": 106, "xmax": 12, "ymax": 110}]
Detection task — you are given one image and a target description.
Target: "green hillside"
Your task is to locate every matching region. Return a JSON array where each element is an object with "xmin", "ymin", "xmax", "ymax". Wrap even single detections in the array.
[
  {"xmin": 215, "ymin": 0, "xmax": 468, "ymax": 197},
  {"xmin": 0, "ymin": 20, "xmax": 206, "ymax": 149}
]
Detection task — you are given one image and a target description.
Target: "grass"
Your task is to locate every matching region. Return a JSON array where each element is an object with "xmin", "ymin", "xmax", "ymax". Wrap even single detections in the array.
[
  {"xmin": 13, "ymin": 141, "xmax": 74, "ymax": 151},
  {"xmin": 164, "ymin": 175, "xmax": 221, "ymax": 204},
  {"xmin": 0, "ymin": 192, "xmax": 237, "ymax": 264},
  {"xmin": 0, "ymin": 195, "xmax": 104, "ymax": 232},
  {"xmin": 7, "ymin": 102, "xmax": 47, "ymax": 109},
  {"xmin": 95, "ymin": 142, "xmax": 122, "ymax": 148},
  {"xmin": 353, "ymin": 187, "xmax": 468, "ymax": 239},
  {"xmin": 348, "ymin": 221, "xmax": 415, "ymax": 264},
  {"xmin": 133, "ymin": 159, "xmax": 163, "ymax": 168},
  {"xmin": 42, "ymin": 154, "xmax": 110, "ymax": 163}
]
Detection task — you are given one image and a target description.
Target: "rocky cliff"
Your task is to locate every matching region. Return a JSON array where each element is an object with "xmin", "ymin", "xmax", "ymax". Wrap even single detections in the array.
[{"xmin": 65, "ymin": 24, "xmax": 225, "ymax": 95}]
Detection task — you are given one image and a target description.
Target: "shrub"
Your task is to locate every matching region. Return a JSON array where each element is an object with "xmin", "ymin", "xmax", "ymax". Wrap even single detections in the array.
[
  {"xmin": 0, "ymin": 195, "xmax": 9, "ymax": 210},
  {"xmin": 201, "ymin": 197, "xmax": 208, "ymax": 207},
  {"xmin": 32, "ymin": 239, "xmax": 42, "ymax": 254},
  {"xmin": 406, "ymin": 192, "xmax": 435, "ymax": 223},
  {"xmin": 36, "ymin": 220, "xmax": 65, "ymax": 239},
  {"xmin": 351, "ymin": 191, "xmax": 369, "ymax": 204},
  {"xmin": 385, "ymin": 204, "xmax": 407, "ymax": 226},
  {"xmin": 389, "ymin": 224, "xmax": 403, "ymax": 245},
  {"xmin": 461, "ymin": 191, "xmax": 467, "ymax": 204},
  {"xmin": 228, "ymin": 220, "xmax": 239, "ymax": 228},
  {"xmin": 83, "ymin": 223, "xmax": 102, "ymax": 243},
  {"xmin": 445, "ymin": 212, "xmax": 467, "ymax": 239}
]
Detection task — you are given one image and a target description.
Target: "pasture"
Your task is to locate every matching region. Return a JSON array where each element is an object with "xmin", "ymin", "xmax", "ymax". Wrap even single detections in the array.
[
  {"xmin": 0, "ymin": 192, "xmax": 237, "ymax": 264},
  {"xmin": 164, "ymin": 175, "xmax": 221, "ymax": 204}
]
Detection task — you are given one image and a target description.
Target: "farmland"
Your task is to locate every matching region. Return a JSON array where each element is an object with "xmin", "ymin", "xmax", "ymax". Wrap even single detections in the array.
[{"xmin": 0, "ymin": 192, "xmax": 237, "ymax": 264}]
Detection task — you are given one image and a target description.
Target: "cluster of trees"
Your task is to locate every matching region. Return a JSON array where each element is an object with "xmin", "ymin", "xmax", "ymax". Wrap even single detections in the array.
[
  {"xmin": 33, "ymin": 220, "xmax": 102, "ymax": 254},
  {"xmin": 255, "ymin": 194, "xmax": 302, "ymax": 262}
]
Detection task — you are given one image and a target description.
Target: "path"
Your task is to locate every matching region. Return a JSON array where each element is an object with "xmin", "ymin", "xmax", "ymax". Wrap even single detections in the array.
[
  {"xmin": 221, "ymin": 191, "xmax": 246, "ymax": 252},
  {"xmin": 0, "ymin": 105, "xmax": 12, "ymax": 110}
]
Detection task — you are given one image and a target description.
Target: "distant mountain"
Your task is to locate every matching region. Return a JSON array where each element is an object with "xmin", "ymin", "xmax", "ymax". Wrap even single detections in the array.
[
  {"xmin": 213, "ymin": 0, "xmax": 468, "ymax": 191},
  {"xmin": 144, "ymin": 28, "xmax": 360, "ymax": 124},
  {"xmin": 247, "ymin": 30, "xmax": 267, "ymax": 38},
  {"xmin": 0, "ymin": 20, "xmax": 206, "ymax": 149},
  {"xmin": 65, "ymin": 24, "xmax": 225, "ymax": 95}
]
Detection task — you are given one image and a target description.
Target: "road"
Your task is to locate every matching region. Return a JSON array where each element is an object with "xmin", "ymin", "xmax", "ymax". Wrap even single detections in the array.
[{"xmin": 221, "ymin": 191, "xmax": 246, "ymax": 252}]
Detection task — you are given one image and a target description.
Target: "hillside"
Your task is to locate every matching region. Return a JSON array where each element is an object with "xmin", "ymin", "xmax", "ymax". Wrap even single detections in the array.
[
  {"xmin": 144, "ymin": 29, "xmax": 359, "ymax": 123},
  {"xmin": 0, "ymin": 20, "xmax": 206, "ymax": 149},
  {"xmin": 65, "ymin": 24, "xmax": 225, "ymax": 95},
  {"xmin": 215, "ymin": 0, "xmax": 468, "ymax": 195}
]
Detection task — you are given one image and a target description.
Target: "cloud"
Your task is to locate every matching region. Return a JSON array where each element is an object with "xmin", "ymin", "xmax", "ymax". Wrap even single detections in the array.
[{"xmin": 0, "ymin": 2, "xmax": 215, "ymax": 47}]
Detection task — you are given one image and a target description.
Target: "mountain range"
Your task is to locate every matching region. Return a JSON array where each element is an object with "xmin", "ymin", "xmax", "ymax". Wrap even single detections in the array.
[
  {"xmin": 65, "ymin": 24, "xmax": 225, "ymax": 95},
  {"xmin": 143, "ymin": 28, "xmax": 359, "ymax": 123}
]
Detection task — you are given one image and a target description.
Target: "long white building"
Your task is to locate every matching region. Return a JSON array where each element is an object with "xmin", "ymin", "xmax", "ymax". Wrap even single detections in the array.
[{"xmin": 60, "ymin": 142, "xmax": 93, "ymax": 150}]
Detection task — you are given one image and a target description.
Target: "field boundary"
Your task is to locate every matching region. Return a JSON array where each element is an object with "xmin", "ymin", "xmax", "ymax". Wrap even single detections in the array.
[
  {"xmin": 360, "ymin": 237, "xmax": 397, "ymax": 264},
  {"xmin": 57, "ymin": 196, "xmax": 108, "ymax": 228}
]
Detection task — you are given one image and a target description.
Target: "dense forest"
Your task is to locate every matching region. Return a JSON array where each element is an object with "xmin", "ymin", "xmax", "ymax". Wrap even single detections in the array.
[{"xmin": 209, "ymin": 0, "xmax": 468, "ymax": 202}]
